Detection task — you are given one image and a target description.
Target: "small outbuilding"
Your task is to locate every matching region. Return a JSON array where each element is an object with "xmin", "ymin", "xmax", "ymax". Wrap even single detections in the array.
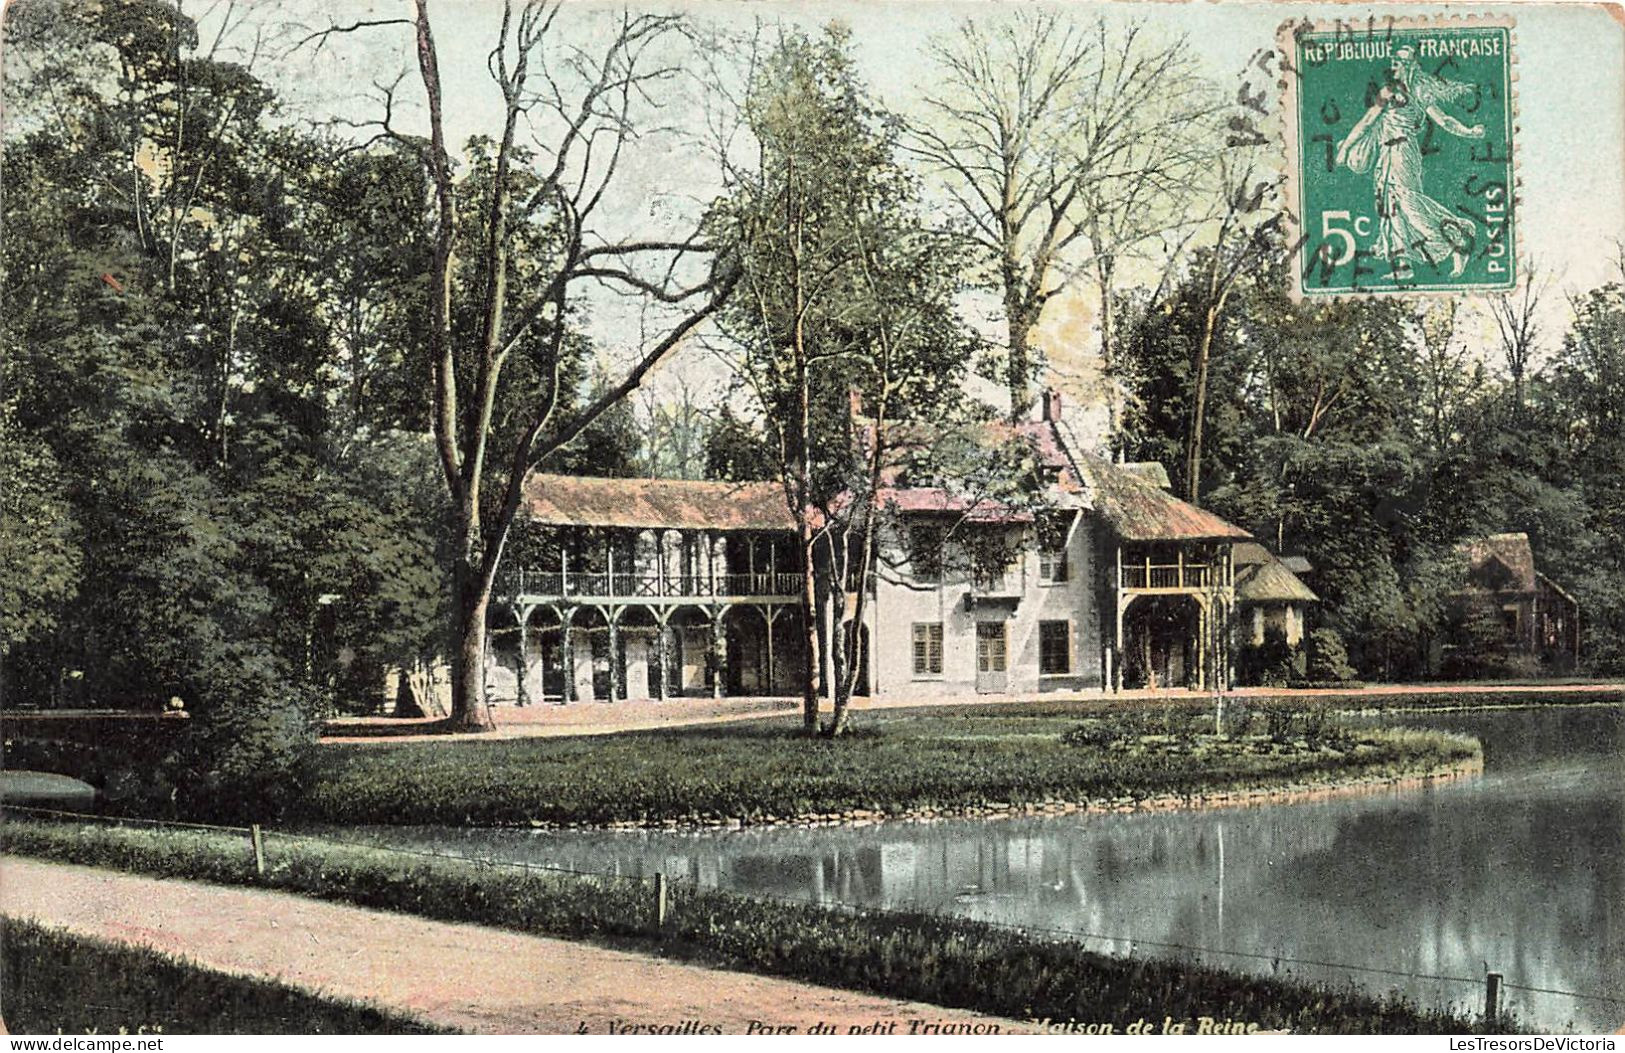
[
  {"xmin": 1455, "ymin": 532, "xmax": 1581, "ymax": 663},
  {"xmin": 1233, "ymin": 541, "xmax": 1318, "ymax": 647}
]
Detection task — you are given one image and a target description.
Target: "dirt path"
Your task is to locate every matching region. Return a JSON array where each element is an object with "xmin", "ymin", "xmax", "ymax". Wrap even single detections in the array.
[
  {"xmin": 322, "ymin": 681, "xmax": 1625, "ymax": 744},
  {"xmin": 0, "ymin": 857, "xmax": 1025, "ymax": 1035}
]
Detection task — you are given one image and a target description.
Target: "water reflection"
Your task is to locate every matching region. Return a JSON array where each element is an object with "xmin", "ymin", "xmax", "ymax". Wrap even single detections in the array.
[{"xmin": 345, "ymin": 706, "xmax": 1624, "ymax": 1032}]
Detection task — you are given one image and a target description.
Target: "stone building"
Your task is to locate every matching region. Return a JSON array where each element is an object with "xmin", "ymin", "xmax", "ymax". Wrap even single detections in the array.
[{"xmin": 484, "ymin": 396, "xmax": 1259, "ymax": 702}]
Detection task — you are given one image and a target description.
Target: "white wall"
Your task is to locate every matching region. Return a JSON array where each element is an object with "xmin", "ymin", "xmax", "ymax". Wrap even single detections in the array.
[{"xmin": 869, "ymin": 511, "xmax": 1107, "ymax": 698}]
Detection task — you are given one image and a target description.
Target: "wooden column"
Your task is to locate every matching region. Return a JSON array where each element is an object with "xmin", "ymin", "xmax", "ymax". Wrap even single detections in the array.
[
  {"xmin": 1195, "ymin": 602, "xmax": 1206, "ymax": 691},
  {"xmin": 515, "ymin": 607, "xmax": 531, "ymax": 708},
  {"xmin": 654, "ymin": 611, "xmax": 671, "ymax": 701},
  {"xmin": 607, "ymin": 609, "xmax": 621, "ymax": 703},
  {"xmin": 560, "ymin": 608, "xmax": 576, "ymax": 703},
  {"xmin": 764, "ymin": 606, "xmax": 777, "ymax": 695},
  {"xmin": 658, "ymin": 529, "xmax": 670, "ymax": 595},
  {"xmin": 710, "ymin": 611, "xmax": 725, "ymax": 699},
  {"xmin": 706, "ymin": 531, "xmax": 717, "ymax": 596}
]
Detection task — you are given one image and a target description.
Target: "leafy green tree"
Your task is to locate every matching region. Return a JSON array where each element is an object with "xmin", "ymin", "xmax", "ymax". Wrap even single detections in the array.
[
  {"xmin": 0, "ymin": 404, "xmax": 82, "ymax": 656},
  {"xmin": 1545, "ymin": 273, "xmax": 1625, "ymax": 671},
  {"xmin": 712, "ymin": 27, "xmax": 991, "ymax": 734},
  {"xmin": 3, "ymin": 0, "xmax": 445, "ymax": 755}
]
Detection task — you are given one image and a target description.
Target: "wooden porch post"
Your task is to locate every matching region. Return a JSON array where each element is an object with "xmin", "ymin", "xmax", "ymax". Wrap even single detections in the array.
[
  {"xmin": 654, "ymin": 610, "xmax": 671, "ymax": 701},
  {"xmin": 560, "ymin": 607, "xmax": 576, "ymax": 703},
  {"xmin": 764, "ymin": 606, "xmax": 777, "ymax": 696},
  {"xmin": 707, "ymin": 531, "xmax": 717, "ymax": 596},
  {"xmin": 710, "ymin": 610, "xmax": 725, "ymax": 699},
  {"xmin": 515, "ymin": 607, "xmax": 530, "ymax": 708},
  {"xmin": 607, "ymin": 608, "xmax": 621, "ymax": 703}
]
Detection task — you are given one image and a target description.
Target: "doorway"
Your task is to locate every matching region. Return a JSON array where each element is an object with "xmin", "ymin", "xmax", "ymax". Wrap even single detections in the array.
[{"xmin": 975, "ymin": 621, "xmax": 1008, "ymax": 693}]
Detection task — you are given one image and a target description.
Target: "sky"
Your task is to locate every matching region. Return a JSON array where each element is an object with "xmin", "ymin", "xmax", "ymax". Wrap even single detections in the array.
[{"xmin": 222, "ymin": 0, "xmax": 1625, "ymax": 435}]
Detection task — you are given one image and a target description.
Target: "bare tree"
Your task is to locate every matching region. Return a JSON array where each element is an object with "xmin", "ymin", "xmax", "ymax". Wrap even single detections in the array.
[
  {"xmin": 909, "ymin": 13, "xmax": 1214, "ymax": 418},
  {"xmin": 1181, "ymin": 149, "xmax": 1283, "ymax": 504},
  {"xmin": 303, "ymin": 1, "xmax": 736, "ymax": 730},
  {"xmin": 1489, "ymin": 262, "xmax": 1547, "ymax": 411},
  {"xmin": 1416, "ymin": 299, "xmax": 1485, "ymax": 451}
]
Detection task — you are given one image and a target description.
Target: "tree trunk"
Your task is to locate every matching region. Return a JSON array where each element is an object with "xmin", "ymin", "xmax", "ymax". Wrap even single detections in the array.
[
  {"xmin": 448, "ymin": 556, "xmax": 497, "ymax": 731},
  {"xmin": 825, "ymin": 533, "xmax": 852, "ymax": 738},
  {"xmin": 799, "ymin": 526, "xmax": 820, "ymax": 731},
  {"xmin": 828, "ymin": 400, "xmax": 887, "ymax": 739},
  {"xmin": 1095, "ymin": 256, "xmax": 1120, "ymax": 456},
  {"xmin": 1186, "ymin": 302, "xmax": 1220, "ymax": 504},
  {"xmin": 1004, "ymin": 281, "xmax": 1036, "ymax": 418}
]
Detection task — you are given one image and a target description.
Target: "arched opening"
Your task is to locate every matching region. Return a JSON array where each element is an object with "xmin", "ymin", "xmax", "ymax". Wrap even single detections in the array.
[
  {"xmin": 665, "ymin": 605, "xmax": 715, "ymax": 697},
  {"xmin": 485, "ymin": 606, "xmax": 567, "ymax": 706},
  {"xmin": 616, "ymin": 606, "xmax": 661, "ymax": 699},
  {"xmin": 569, "ymin": 605, "xmax": 614, "ymax": 701},
  {"xmin": 1123, "ymin": 594, "xmax": 1203, "ymax": 690}
]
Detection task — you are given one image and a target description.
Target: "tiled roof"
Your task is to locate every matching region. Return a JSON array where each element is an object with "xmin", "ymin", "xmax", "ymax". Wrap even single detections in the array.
[
  {"xmin": 1070, "ymin": 451, "xmax": 1251, "ymax": 542},
  {"xmin": 1281, "ymin": 555, "xmax": 1314, "ymax": 575},
  {"xmin": 521, "ymin": 416, "xmax": 1247, "ymax": 542},
  {"xmin": 1459, "ymin": 532, "xmax": 1537, "ymax": 593},
  {"xmin": 1236, "ymin": 555, "xmax": 1319, "ymax": 604},
  {"xmin": 1119, "ymin": 462, "xmax": 1172, "ymax": 489},
  {"xmin": 1233, "ymin": 541, "xmax": 1274, "ymax": 566},
  {"xmin": 876, "ymin": 487, "xmax": 1035, "ymax": 523},
  {"xmin": 522, "ymin": 473, "xmax": 795, "ymax": 532}
]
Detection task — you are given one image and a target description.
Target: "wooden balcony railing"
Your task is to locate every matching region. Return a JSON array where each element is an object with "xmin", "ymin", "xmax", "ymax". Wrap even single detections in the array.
[
  {"xmin": 1121, "ymin": 562, "xmax": 1215, "ymax": 590},
  {"xmin": 496, "ymin": 569, "xmax": 802, "ymax": 600}
]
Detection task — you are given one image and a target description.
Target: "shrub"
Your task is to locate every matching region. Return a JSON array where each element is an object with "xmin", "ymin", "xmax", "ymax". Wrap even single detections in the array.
[
  {"xmin": 1061, "ymin": 722, "xmax": 1121, "ymax": 749},
  {"xmin": 1218, "ymin": 697, "xmax": 1252, "ymax": 740},
  {"xmin": 1159, "ymin": 706, "xmax": 1201, "ymax": 744},
  {"xmin": 1299, "ymin": 703, "xmax": 1331, "ymax": 747},
  {"xmin": 170, "ymin": 654, "xmax": 317, "ymax": 823},
  {"xmin": 1264, "ymin": 706, "xmax": 1296, "ymax": 743},
  {"xmin": 1240, "ymin": 627, "xmax": 1303, "ymax": 687},
  {"xmin": 1306, "ymin": 628, "xmax": 1358, "ymax": 683}
]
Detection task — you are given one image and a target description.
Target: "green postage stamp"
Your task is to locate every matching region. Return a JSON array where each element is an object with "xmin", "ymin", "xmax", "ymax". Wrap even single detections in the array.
[{"xmin": 1281, "ymin": 17, "xmax": 1517, "ymax": 298}]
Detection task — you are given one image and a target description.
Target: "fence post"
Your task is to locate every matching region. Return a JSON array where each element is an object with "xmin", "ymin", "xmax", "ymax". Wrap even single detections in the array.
[
  {"xmin": 249, "ymin": 824, "xmax": 266, "ymax": 876},
  {"xmin": 654, "ymin": 873, "xmax": 669, "ymax": 931},
  {"xmin": 1484, "ymin": 971, "xmax": 1502, "ymax": 1023}
]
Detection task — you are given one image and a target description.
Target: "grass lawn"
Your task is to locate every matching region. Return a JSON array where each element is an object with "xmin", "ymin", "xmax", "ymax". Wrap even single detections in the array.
[
  {"xmin": 304, "ymin": 704, "xmax": 1481, "ymax": 827},
  {"xmin": 1, "ymin": 917, "xmax": 451, "ymax": 1035}
]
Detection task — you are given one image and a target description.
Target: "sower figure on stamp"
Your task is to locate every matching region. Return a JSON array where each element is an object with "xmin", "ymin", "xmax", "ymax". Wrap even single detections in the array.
[{"xmin": 1335, "ymin": 46, "xmax": 1486, "ymax": 279}]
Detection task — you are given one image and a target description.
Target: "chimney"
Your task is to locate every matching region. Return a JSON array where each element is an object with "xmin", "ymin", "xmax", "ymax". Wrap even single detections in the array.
[{"xmin": 1041, "ymin": 389, "xmax": 1063, "ymax": 423}]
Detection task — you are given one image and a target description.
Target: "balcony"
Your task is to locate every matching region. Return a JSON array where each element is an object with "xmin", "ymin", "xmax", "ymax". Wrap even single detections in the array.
[
  {"xmin": 495, "ymin": 569, "xmax": 802, "ymax": 602},
  {"xmin": 1121, "ymin": 562, "xmax": 1216, "ymax": 591},
  {"xmin": 964, "ymin": 566, "xmax": 1024, "ymax": 611}
]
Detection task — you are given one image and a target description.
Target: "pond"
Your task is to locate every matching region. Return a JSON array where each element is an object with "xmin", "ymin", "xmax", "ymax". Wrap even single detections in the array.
[{"xmin": 338, "ymin": 705, "xmax": 1624, "ymax": 1033}]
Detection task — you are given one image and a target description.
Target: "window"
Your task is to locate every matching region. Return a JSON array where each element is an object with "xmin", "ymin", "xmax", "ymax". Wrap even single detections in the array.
[
  {"xmin": 907, "ymin": 525, "xmax": 944, "ymax": 584},
  {"xmin": 912, "ymin": 623, "xmax": 944, "ymax": 676},
  {"xmin": 968, "ymin": 530, "xmax": 1017, "ymax": 590},
  {"xmin": 1039, "ymin": 546, "xmax": 1069, "ymax": 584},
  {"xmin": 976, "ymin": 621, "xmax": 1007, "ymax": 672},
  {"xmin": 1040, "ymin": 620, "xmax": 1071, "ymax": 675},
  {"xmin": 1037, "ymin": 514, "xmax": 1070, "ymax": 584}
]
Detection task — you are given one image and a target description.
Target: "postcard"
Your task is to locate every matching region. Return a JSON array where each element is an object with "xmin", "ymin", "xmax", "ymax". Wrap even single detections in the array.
[{"xmin": 2, "ymin": 0, "xmax": 1622, "ymax": 1039}]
